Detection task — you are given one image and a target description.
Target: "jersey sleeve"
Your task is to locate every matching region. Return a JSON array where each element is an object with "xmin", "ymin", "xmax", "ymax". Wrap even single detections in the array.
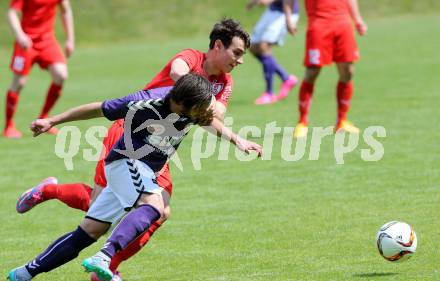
[
  {"xmin": 215, "ymin": 75, "xmax": 233, "ymax": 107},
  {"xmin": 10, "ymin": 0, "xmax": 23, "ymax": 10},
  {"xmin": 174, "ymin": 49, "xmax": 199, "ymax": 70},
  {"xmin": 101, "ymin": 90, "xmax": 147, "ymax": 121}
]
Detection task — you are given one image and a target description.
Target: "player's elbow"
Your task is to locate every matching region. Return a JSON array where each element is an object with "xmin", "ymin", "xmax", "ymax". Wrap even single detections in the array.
[{"xmin": 169, "ymin": 69, "xmax": 186, "ymax": 82}]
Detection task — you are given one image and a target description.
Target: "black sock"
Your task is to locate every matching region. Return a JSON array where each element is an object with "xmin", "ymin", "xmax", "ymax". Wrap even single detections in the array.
[{"xmin": 25, "ymin": 226, "xmax": 96, "ymax": 277}]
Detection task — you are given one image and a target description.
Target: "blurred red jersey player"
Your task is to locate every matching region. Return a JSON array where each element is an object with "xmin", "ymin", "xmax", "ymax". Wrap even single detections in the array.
[
  {"xmin": 14, "ymin": 18, "xmax": 249, "ymax": 281},
  {"xmin": 3, "ymin": 0, "xmax": 75, "ymax": 138},
  {"xmin": 293, "ymin": 0, "xmax": 367, "ymax": 138}
]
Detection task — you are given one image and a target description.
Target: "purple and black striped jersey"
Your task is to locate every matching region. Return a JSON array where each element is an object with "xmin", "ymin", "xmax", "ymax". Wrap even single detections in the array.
[
  {"xmin": 101, "ymin": 87, "xmax": 194, "ymax": 172},
  {"xmin": 269, "ymin": 0, "xmax": 299, "ymax": 14}
]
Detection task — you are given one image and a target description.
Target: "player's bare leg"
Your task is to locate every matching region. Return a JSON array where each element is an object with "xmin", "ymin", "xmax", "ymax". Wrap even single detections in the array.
[
  {"xmin": 294, "ymin": 66, "xmax": 321, "ymax": 138},
  {"xmin": 3, "ymin": 74, "xmax": 28, "ymax": 138},
  {"xmin": 335, "ymin": 62, "xmax": 359, "ymax": 133}
]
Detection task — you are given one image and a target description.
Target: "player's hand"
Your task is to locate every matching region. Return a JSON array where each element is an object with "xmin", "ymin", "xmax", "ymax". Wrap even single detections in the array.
[
  {"xmin": 30, "ymin": 119, "xmax": 53, "ymax": 137},
  {"xmin": 65, "ymin": 39, "xmax": 75, "ymax": 58},
  {"xmin": 247, "ymin": 0, "xmax": 269, "ymax": 10},
  {"xmin": 286, "ymin": 20, "xmax": 297, "ymax": 35},
  {"xmin": 355, "ymin": 21, "xmax": 368, "ymax": 36},
  {"xmin": 17, "ymin": 33, "xmax": 32, "ymax": 49},
  {"xmin": 246, "ymin": 0, "xmax": 257, "ymax": 10},
  {"xmin": 235, "ymin": 136, "xmax": 263, "ymax": 157}
]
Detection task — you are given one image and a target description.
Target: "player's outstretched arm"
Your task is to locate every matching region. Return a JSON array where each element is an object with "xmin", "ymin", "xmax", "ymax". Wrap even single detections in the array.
[
  {"xmin": 30, "ymin": 102, "xmax": 104, "ymax": 137},
  {"xmin": 206, "ymin": 118, "xmax": 263, "ymax": 157}
]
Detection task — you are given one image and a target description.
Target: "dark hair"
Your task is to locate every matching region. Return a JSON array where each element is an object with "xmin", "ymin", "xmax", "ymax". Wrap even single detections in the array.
[
  {"xmin": 209, "ymin": 18, "xmax": 250, "ymax": 50},
  {"xmin": 169, "ymin": 73, "xmax": 213, "ymax": 115}
]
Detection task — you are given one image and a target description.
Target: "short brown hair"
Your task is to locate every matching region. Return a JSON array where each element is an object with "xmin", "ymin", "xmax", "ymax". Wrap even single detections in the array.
[
  {"xmin": 209, "ymin": 18, "xmax": 250, "ymax": 50},
  {"xmin": 169, "ymin": 73, "xmax": 213, "ymax": 122}
]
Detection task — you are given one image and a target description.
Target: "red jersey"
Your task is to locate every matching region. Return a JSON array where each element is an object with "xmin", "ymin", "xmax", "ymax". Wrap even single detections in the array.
[
  {"xmin": 10, "ymin": 0, "xmax": 61, "ymax": 39},
  {"xmin": 144, "ymin": 49, "xmax": 233, "ymax": 107},
  {"xmin": 305, "ymin": 0, "xmax": 350, "ymax": 22}
]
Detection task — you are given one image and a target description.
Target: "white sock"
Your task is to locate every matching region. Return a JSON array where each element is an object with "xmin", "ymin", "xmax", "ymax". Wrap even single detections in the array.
[{"xmin": 95, "ymin": 251, "xmax": 111, "ymax": 264}]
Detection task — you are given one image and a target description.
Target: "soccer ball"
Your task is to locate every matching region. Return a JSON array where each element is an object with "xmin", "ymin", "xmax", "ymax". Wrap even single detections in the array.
[{"xmin": 376, "ymin": 221, "xmax": 417, "ymax": 262}]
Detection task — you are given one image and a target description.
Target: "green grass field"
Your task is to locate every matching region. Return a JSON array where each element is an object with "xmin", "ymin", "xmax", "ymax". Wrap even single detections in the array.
[{"xmin": 1, "ymin": 12, "xmax": 439, "ymax": 281}]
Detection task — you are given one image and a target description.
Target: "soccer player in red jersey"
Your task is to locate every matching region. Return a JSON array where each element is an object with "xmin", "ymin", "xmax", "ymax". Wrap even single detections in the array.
[
  {"xmin": 293, "ymin": 0, "xmax": 367, "ymax": 138},
  {"xmin": 3, "ymin": 0, "xmax": 74, "ymax": 138},
  {"xmin": 12, "ymin": 18, "xmax": 251, "ymax": 281}
]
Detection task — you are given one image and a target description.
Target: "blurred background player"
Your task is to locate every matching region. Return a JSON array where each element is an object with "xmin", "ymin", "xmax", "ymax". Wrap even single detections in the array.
[
  {"xmin": 3, "ymin": 0, "xmax": 75, "ymax": 138},
  {"xmin": 247, "ymin": 0, "xmax": 299, "ymax": 105},
  {"xmin": 12, "ymin": 18, "xmax": 253, "ymax": 281},
  {"xmin": 293, "ymin": 0, "xmax": 367, "ymax": 138}
]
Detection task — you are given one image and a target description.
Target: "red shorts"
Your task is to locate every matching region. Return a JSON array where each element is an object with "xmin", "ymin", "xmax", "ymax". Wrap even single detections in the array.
[
  {"xmin": 304, "ymin": 20, "xmax": 359, "ymax": 67},
  {"xmin": 10, "ymin": 38, "xmax": 65, "ymax": 75},
  {"xmin": 94, "ymin": 120, "xmax": 173, "ymax": 195}
]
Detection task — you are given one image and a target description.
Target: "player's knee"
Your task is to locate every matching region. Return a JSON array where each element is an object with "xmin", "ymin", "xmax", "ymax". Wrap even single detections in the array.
[
  {"xmin": 139, "ymin": 202, "xmax": 164, "ymax": 218},
  {"xmin": 53, "ymin": 71, "xmax": 68, "ymax": 84},
  {"xmin": 339, "ymin": 69, "xmax": 353, "ymax": 83},
  {"xmin": 138, "ymin": 193, "xmax": 165, "ymax": 217},
  {"xmin": 161, "ymin": 206, "xmax": 171, "ymax": 222},
  {"xmin": 338, "ymin": 64, "xmax": 354, "ymax": 83},
  {"xmin": 153, "ymin": 204, "xmax": 165, "ymax": 218},
  {"xmin": 11, "ymin": 84, "xmax": 23, "ymax": 93},
  {"xmin": 304, "ymin": 67, "xmax": 320, "ymax": 83},
  {"xmin": 11, "ymin": 76, "xmax": 27, "ymax": 92},
  {"xmin": 51, "ymin": 65, "xmax": 69, "ymax": 84},
  {"xmin": 80, "ymin": 218, "xmax": 110, "ymax": 240}
]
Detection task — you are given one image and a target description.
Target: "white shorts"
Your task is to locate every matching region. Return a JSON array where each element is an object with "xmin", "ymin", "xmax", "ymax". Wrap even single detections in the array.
[
  {"xmin": 86, "ymin": 159, "xmax": 162, "ymax": 224},
  {"xmin": 251, "ymin": 9, "xmax": 299, "ymax": 45}
]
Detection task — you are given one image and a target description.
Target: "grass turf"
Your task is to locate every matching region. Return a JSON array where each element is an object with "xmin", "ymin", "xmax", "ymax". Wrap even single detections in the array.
[{"xmin": 0, "ymin": 13, "xmax": 439, "ymax": 281}]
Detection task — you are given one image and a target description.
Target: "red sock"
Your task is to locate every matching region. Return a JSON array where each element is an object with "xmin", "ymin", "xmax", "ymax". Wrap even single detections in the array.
[
  {"xmin": 40, "ymin": 83, "xmax": 62, "ymax": 119},
  {"xmin": 41, "ymin": 183, "xmax": 92, "ymax": 212},
  {"xmin": 5, "ymin": 90, "xmax": 19, "ymax": 128},
  {"xmin": 298, "ymin": 81, "xmax": 314, "ymax": 125},
  {"xmin": 109, "ymin": 220, "xmax": 163, "ymax": 271},
  {"xmin": 336, "ymin": 81, "xmax": 353, "ymax": 123}
]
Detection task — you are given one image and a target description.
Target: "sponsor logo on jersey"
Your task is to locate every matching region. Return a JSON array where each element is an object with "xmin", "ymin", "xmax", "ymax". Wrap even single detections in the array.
[{"xmin": 211, "ymin": 82, "xmax": 224, "ymax": 94}]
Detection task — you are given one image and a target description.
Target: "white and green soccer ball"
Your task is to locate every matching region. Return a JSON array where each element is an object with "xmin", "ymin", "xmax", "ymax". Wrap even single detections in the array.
[{"xmin": 376, "ymin": 221, "xmax": 417, "ymax": 262}]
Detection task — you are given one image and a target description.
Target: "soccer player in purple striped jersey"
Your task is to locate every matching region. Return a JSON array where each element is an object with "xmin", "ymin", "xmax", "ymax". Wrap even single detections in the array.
[
  {"xmin": 247, "ymin": 0, "xmax": 300, "ymax": 104},
  {"xmin": 7, "ymin": 73, "xmax": 262, "ymax": 281}
]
